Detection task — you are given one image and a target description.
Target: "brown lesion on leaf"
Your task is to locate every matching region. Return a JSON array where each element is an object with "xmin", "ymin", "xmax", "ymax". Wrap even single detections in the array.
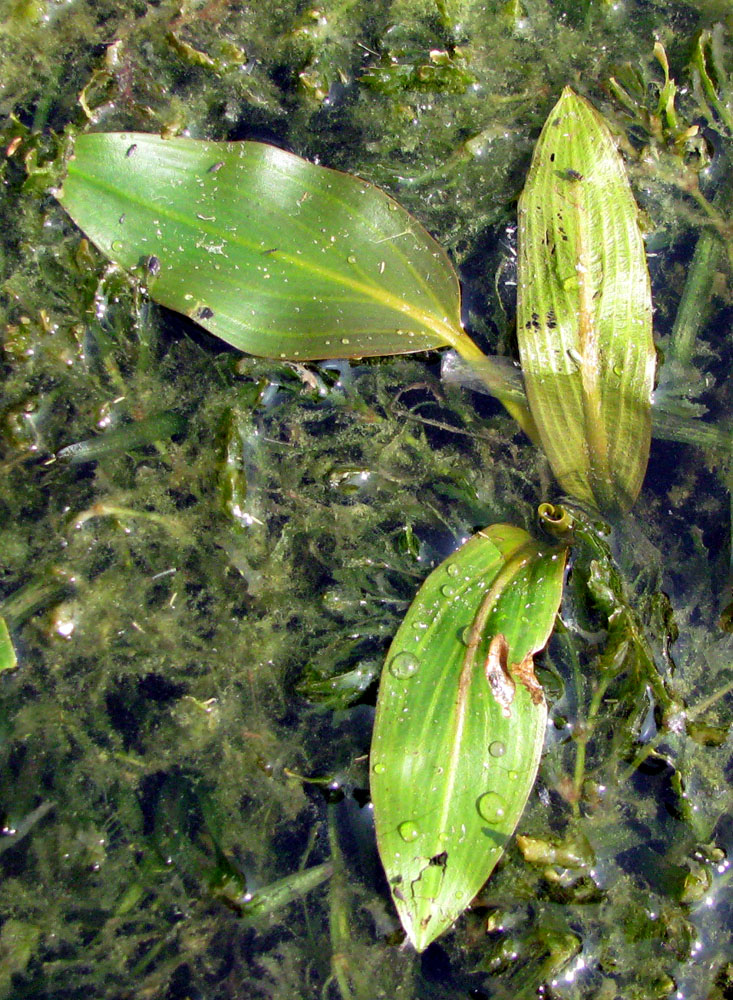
[
  {"xmin": 484, "ymin": 634, "xmax": 545, "ymax": 709},
  {"xmin": 484, "ymin": 633, "xmax": 515, "ymax": 717},
  {"xmin": 510, "ymin": 652, "xmax": 545, "ymax": 706}
]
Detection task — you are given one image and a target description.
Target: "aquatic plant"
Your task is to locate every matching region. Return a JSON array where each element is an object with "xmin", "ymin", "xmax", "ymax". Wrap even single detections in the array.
[
  {"xmin": 2, "ymin": 3, "xmax": 733, "ymax": 996},
  {"xmin": 53, "ymin": 78, "xmax": 729, "ymax": 954}
]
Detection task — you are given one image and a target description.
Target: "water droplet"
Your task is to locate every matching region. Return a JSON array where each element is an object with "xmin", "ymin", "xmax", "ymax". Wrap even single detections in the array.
[
  {"xmin": 389, "ymin": 651, "xmax": 420, "ymax": 678},
  {"xmin": 508, "ymin": 770, "xmax": 519, "ymax": 781},
  {"xmin": 398, "ymin": 820, "xmax": 419, "ymax": 842},
  {"xmin": 111, "ymin": 240, "xmax": 123, "ymax": 252},
  {"xmin": 347, "ymin": 254, "xmax": 357, "ymax": 264},
  {"xmin": 446, "ymin": 563, "xmax": 460, "ymax": 577},
  {"xmin": 441, "ymin": 584, "xmax": 456, "ymax": 597},
  {"xmin": 341, "ymin": 337, "xmax": 350, "ymax": 346},
  {"xmin": 373, "ymin": 762, "xmax": 386, "ymax": 775},
  {"xmin": 489, "ymin": 740, "xmax": 506, "ymax": 758},
  {"xmin": 460, "ymin": 625, "xmax": 473, "ymax": 645},
  {"xmin": 477, "ymin": 791, "xmax": 506, "ymax": 824}
]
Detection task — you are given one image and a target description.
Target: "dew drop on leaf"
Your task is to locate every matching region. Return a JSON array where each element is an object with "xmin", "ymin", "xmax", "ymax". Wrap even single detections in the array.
[
  {"xmin": 446, "ymin": 563, "xmax": 460, "ymax": 577},
  {"xmin": 489, "ymin": 740, "xmax": 507, "ymax": 758},
  {"xmin": 398, "ymin": 820, "xmax": 419, "ymax": 842},
  {"xmin": 389, "ymin": 651, "xmax": 420, "ymax": 678},
  {"xmin": 477, "ymin": 791, "xmax": 506, "ymax": 824},
  {"xmin": 373, "ymin": 762, "xmax": 386, "ymax": 774},
  {"xmin": 441, "ymin": 584, "xmax": 456, "ymax": 597}
]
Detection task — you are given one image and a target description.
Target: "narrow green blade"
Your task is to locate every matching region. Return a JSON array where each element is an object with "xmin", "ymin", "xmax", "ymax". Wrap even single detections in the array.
[
  {"xmin": 58, "ymin": 133, "xmax": 465, "ymax": 360},
  {"xmin": 371, "ymin": 525, "xmax": 567, "ymax": 951},
  {"xmin": 517, "ymin": 88, "xmax": 655, "ymax": 513},
  {"xmin": 0, "ymin": 617, "xmax": 17, "ymax": 673}
]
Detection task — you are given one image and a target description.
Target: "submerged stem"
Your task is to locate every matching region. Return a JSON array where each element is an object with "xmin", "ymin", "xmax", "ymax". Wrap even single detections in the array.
[
  {"xmin": 326, "ymin": 808, "xmax": 368, "ymax": 1000},
  {"xmin": 447, "ymin": 328, "xmax": 540, "ymax": 442}
]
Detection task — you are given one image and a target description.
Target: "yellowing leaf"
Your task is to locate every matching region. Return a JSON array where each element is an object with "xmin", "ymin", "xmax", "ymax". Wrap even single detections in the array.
[{"xmin": 517, "ymin": 88, "xmax": 655, "ymax": 513}]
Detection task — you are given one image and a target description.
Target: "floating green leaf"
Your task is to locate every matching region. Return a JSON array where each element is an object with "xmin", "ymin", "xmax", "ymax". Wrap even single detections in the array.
[
  {"xmin": 56, "ymin": 132, "xmax": 537, "ymax": 436},
  {"xmin": 58, "ymin": 133, "xmax": 471, "ymax": 361},
  {"xmin": 371, "ymin": 524, "xmax": 567, "ymax": 951},
  {"xmin": 517, "ymin": 88, "xmax": 655, "ymax": 513}
]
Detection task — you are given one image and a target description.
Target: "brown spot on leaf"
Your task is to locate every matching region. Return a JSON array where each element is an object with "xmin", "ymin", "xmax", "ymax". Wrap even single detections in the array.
[
  {"xmin": 511, "ymin": 652, "xmax": 545, "ymax": 706},
  {"xmin": 484, "ymin": 634, "xmax": 515, "ymax": 716}
]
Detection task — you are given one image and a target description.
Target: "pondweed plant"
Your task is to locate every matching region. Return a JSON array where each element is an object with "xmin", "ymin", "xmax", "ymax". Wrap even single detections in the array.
[
  {"xmin": 52, "ymin": 63, "xmax": 731, "ymax": 955},
  {"xmin": 2, "ymin": 4, "xmax": 733, "ymax": 996}
]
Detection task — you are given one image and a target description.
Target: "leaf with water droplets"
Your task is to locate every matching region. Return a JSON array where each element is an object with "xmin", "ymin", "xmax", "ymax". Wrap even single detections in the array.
[
  {"xmin": 371, "ymin": 523, "xmax": 567, "ymax": 951},
  {"xmin": 57, "ymin": 132, "xmax": 482, "ymax": 363},
  {"xmin": 517, "ymin": 88, "xmax": 655, "ymax": 513}
]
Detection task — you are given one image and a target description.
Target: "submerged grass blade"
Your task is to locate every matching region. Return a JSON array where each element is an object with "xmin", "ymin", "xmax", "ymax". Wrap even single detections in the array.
[
  {"xmin": 56, "ymin": 411, "xmax": 186, "ymax": 464},
  {"xmin": 0, "ymin": 617, "xmax": 17, "ymax": 673}
]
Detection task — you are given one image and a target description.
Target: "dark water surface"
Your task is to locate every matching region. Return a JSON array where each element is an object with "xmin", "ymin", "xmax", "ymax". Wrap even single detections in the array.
[{"xmin": 1, "ymin": 1, "xmax": 733, "ymax": 998}]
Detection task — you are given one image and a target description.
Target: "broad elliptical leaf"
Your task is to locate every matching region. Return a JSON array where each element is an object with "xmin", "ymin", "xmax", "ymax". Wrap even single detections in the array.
[
  {"xmin": 371, "ymin": 524, "xmax": 567, "ymax": 950},
  {"xmin": 517, "ymin": 88, "xmax": 655, "ymax": 513},
  {"xmin": 57, "ymin": 132, "xmax": 536, "ymax": 434}
]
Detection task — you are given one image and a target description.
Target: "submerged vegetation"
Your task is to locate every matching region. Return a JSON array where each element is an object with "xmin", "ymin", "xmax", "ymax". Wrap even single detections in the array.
[
  {"xmin": 51, "ymin": 82, "xmax": 672, "ymax": 951},
  {"xmin": 1, "ymin": 1, "xmax": 733, "ymax": 997}
]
